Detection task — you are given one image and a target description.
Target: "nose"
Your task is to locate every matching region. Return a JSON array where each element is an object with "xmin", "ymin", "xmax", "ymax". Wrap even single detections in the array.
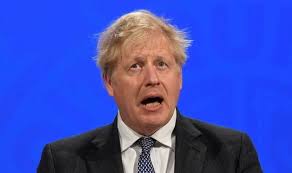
[{"xmin": 144, "ymin": 65, "xmax": 160, "ymax": 87}]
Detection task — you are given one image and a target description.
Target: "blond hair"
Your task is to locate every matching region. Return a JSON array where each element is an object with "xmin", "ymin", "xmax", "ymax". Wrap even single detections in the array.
[{"xmin": 97, "ymin": 10, "xmax": 191, "ymax": 77}]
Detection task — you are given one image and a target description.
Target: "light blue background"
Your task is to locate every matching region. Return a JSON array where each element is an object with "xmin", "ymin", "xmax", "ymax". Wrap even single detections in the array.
[{"xmin": 1, "ymin": 0, "xmax": 291, "ymax": 172}]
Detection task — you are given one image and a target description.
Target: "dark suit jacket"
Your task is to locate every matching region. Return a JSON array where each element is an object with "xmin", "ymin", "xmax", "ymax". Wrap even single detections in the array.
[{"xmin": 37, "ymin": 113, "xmax": 262, "ymax": 173}]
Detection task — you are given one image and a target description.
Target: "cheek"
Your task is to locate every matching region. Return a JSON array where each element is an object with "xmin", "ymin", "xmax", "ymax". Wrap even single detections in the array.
[
  {"xmin": 113, "ymin": 79, "xmax": 138, "ymax": 99},
  {"xmin": 172, "ymin": 75, "xmax": 182, "ymax": 97},
  {"xmin": 163, "ymin": 75, "xmax": 182, "ymax": 97}
]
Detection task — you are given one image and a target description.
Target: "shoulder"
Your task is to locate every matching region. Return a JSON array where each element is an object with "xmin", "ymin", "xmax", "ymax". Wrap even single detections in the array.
[
  {"xmin": 180, "ymin": 115, "xmax": 245, "ymax": 138},
  {"xmin": 37, "ymin": 123, "xmax": 115, "ymax": 172},
  {"xmin": 47, "ymin": 123, "xmax": 113, "ymax": 155},
  {"xmin": 178, "ymin": 115, "xmax": 262, "ymax": 172},
  {"xmin": 178, "ymin": 115, "xmax": 250, "ymax": 154},
  {"xmin": 188, "ymin": 116, "xmax": 244, "ymax": 137}
]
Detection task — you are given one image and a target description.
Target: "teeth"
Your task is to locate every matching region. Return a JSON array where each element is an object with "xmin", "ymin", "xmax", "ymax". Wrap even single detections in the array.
[{"xmin": 145, "ymin": 102, "xmax": 161, "ymax": 109}]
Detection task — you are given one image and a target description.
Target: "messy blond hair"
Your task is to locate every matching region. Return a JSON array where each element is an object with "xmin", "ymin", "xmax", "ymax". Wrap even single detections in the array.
[{"xmin": 97, "ymin": 10, "xmax": 191, "ymax": 77}]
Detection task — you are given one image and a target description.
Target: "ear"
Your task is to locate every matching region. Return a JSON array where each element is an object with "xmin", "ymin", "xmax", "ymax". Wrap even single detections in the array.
[
  {"xmin": 103, "ymin": 73, "xmax": 114, "ymax": 96},
  {"xmin": 179, "ymin": 72, "xmax": 183, "ymax": 90},
  {"xmin": 178, "ymin": 68, "xmax": 183, "ymax": 90}
]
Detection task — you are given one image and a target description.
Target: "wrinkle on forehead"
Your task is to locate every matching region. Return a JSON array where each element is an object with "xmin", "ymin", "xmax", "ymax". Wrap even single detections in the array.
[{"xmin": 121, "ymin": 31, "xmax": 174, "ymax": 61}]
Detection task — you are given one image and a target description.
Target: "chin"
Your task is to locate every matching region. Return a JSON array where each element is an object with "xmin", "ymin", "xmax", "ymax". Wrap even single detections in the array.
[
  {"xmin": 143, "ymin": 116, "xmax": 168, "ymax": 128},
  {"xmin": 138, "ymin": 122, "xmax": 163, "ymax": 136}
]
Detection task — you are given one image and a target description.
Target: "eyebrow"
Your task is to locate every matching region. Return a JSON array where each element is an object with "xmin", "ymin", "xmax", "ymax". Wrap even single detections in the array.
[
  {"xmin": 127, "ymin": 54, "xmax": 170, "ymax": 65},
  {"xmin": 133, "ymin": 55, "xmax": 166, "ymax": 61},
  {"xmin": 155, "ymin": 55, "xmax": 166, "ymax": 61},
  {"xmin": 132, "ymin": 56, "xmax": 145, "ymax": 62}
]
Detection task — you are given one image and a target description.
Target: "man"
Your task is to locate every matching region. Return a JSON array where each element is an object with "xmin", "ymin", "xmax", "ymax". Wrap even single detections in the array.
[{"xmin": 38, "ymin": 10, "xmax": 262, "ymax": 173}]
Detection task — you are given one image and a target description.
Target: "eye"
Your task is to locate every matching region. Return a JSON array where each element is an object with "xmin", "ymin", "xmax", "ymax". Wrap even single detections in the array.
[
  {"xmin": 129, "ymin": 63, "xmax": 142, "ymax": 71},
  {"xmin": 157, "ymin": 61, "xmax": 168, "ymax": 70}
]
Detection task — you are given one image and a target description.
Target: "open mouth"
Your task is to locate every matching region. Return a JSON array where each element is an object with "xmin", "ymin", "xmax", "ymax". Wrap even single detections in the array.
[{"xmin": 141, "ymin": 96, "xmax": 164, "ymax": 108}]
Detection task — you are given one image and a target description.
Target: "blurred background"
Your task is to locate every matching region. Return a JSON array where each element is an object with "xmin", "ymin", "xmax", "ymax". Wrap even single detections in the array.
[{"xmin": 1, "ymin": 0, "xmax": 291, "ymax": 172}]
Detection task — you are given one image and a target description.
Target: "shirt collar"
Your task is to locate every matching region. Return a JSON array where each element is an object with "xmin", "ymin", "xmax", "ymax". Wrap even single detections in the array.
[
  {"xmin": 117, "ymin": 112, "xmax": 142, "ymax": 152},
  {"xmin": 117, "ymin": 109, "xmax": 177, "ymax": 152}
]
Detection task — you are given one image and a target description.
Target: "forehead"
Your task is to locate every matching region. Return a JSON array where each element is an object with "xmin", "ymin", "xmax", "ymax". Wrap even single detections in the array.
[{"xmin": 121, "ymin": 32, "xmax": 173, "ymax": 58}]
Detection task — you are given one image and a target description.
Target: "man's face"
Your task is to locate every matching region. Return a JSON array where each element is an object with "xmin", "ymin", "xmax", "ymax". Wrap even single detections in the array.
[{"xmin": 104, "ymin": 33, "xmax": 182, "ymax": 135}]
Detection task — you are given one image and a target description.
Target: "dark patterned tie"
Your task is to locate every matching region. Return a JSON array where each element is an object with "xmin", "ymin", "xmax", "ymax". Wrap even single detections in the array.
[{"xmin": 137, "ymin": 137, "xmax": 156, "ymax": 173}]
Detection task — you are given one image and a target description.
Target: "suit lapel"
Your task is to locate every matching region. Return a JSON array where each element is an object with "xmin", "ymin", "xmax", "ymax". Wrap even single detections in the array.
[
  {"xmin": 81, "ymin": 112, "xmax": 206, "ymax": 173},
  {"xmin": 83, "ymin": 119, "xmax": 124, "ymax": 173},
  {"xmin": 174, "ymin": 113, "xmax": 207, "ymax": 173}
]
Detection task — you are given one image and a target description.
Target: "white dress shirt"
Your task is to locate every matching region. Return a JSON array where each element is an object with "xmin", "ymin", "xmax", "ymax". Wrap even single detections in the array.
[{"xmin": 117, "ymin": 110, "xmax": 177, "ymax": 173}]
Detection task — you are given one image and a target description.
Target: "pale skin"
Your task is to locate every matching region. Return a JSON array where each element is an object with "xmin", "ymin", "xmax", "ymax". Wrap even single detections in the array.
[{"xmin": 104, "ymin": 32, "xmax": 182, "ymax": 136}]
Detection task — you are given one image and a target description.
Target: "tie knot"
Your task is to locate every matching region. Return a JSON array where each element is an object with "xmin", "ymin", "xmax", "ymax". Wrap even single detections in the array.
[{"xmin": 138, "ymin": 137, "xmax": 156, "ymax": 152}]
